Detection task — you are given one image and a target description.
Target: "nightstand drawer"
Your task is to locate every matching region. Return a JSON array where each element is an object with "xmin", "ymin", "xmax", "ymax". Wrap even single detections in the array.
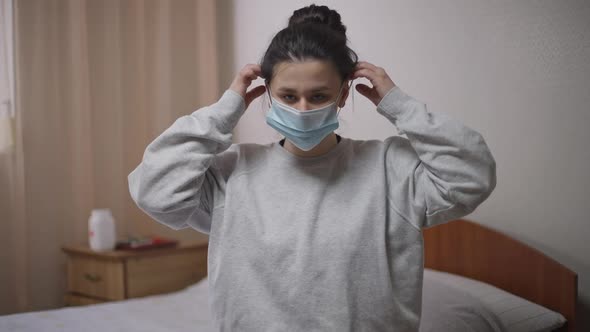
[
  {"xmin": 62, "ymin": 242, "xmax": 208, "ymax": 306},
  {"xmin": 66, "ymin": 255, "xmax": 125, "ymax": 300},
  {"xmin": 126, "ymin": 250, "xmax": 206, "ymax": 298}
]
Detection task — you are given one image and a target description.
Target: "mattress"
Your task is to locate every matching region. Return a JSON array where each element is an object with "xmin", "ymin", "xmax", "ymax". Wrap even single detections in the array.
[
  {"xmin": 2, "ymin": 268, "xmax": 563, "ymax": 332},
  {"xmin": 0, "ymin": 278, "xmax": 215, "ymax": 332}
]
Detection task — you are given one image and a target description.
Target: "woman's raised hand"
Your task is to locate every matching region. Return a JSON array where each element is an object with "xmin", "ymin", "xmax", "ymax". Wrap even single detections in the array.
[
  {"xmin": 352, "ymin": 61, "xmax": 397, "ymax": 106},
  {"xmin": 229, "ymin": 64, "xmax": 267, "ymax": 109}
]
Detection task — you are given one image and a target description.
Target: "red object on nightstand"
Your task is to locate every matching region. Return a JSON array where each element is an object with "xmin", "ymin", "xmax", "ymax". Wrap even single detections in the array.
[{"xmin": 115, "ymin": 235, "xmax": 178, "ymax": 250}]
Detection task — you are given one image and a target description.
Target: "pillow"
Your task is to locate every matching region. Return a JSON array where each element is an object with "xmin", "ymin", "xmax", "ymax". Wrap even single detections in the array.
[
  {"xmin": 422, "ymin": 268, "xmax": 567, "ymax": 332},
  {"xmin": 420, "ymin": 269, "xmax": 506, "ymax": 332}
]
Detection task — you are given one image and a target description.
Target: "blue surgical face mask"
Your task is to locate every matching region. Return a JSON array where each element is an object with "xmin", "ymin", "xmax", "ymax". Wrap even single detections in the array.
[{"xmin": 265, "ymin": 82, "xmax": 347, "ymax": 151}]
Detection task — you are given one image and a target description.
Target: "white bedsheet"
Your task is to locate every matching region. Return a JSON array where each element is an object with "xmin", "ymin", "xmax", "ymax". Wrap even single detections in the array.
[
  {"xmin": 0, "ymin": 269, "xmax": 510, "ymax": 332},
  {"xmin": 0, "ymin": 278, "xmax": 215, "ymax": 332}
]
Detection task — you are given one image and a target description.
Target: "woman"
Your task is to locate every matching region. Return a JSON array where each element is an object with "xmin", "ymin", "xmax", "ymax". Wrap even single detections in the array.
[{"xmin": 128, "ymin": 4, "xmax": 496, "ymax": 331}]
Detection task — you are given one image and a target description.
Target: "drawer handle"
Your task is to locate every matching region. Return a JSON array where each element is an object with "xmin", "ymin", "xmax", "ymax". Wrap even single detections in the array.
[{"xmin": 84, "ymin": 273, "xmax": 102, "ymax": 283}]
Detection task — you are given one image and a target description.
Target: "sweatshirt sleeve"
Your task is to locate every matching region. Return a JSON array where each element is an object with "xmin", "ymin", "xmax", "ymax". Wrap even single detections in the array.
[
  {"xmin": 127, "ymin": 89, "xmax": 246, "ymax": 233},
  {"xmin": 377, "ymin": 86, "xmax": 497, "ymax": 229}
]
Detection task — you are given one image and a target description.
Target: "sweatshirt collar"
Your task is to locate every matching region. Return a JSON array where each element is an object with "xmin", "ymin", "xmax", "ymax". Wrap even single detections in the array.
[{"xmin": 271, "ymin": 136, "xmax": 350, "ymax": 164}]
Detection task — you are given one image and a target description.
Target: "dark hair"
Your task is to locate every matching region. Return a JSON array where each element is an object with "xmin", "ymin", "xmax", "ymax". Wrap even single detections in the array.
[{"xmin": 260, "ymin": 4, "xmax": 359, "ymax": 85}]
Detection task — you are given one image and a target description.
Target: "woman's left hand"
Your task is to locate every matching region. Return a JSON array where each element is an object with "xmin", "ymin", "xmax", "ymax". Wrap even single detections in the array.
[{"xmin": 352, "ymin": 61, "xmax": 397, "ymax": 106}]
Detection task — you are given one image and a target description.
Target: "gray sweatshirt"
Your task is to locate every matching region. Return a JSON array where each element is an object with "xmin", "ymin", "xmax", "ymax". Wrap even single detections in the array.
[{"xmin": 127, "ymin": 86, "xmax": 496, "ymax": 331}]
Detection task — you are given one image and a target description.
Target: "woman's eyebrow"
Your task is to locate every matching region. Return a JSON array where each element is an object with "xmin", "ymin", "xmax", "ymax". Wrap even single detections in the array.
[{"xmin": 277, "ymin": 86, "xmax": 331, "ymax": 92}]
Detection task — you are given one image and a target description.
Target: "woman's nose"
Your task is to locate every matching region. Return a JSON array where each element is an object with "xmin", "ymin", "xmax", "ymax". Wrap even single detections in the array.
[{"xmin": 296, "ymin": 99, "xmax": 311, "ymax": 111}]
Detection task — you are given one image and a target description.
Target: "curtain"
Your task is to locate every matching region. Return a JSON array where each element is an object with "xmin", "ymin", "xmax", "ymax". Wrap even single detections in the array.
[
  {"xmin": 0, "ymin": 0, "xmax": 26, "ymax": 315},
  {"xmin": 0, "ymin": 0, "xmax": 14, "ymax": 151},
  {"xmin": 0, "ymin": 0, "xmax": 218, "ymax": 314}
]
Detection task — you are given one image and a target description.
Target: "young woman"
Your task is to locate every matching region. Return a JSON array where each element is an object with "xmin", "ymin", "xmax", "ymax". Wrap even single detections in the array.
[{"xmin": 128, "ymin": 4, "xmax": 496, "ymax": 331}]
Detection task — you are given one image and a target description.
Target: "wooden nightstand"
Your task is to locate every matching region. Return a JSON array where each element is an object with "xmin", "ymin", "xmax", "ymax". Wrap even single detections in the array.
[{"xmin": 61, "ymin": 242, "xmax": 208, "ymax": 306}]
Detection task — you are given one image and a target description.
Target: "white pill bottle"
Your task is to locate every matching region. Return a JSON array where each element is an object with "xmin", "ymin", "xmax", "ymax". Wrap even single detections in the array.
[{"xmin": 88, "ymin": 208, "xmax": 116, "ymax": 251}]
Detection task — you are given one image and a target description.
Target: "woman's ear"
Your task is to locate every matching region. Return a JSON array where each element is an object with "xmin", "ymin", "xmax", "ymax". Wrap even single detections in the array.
[
  {"xmin": 338, "ymin": 80, "xmax": 351, "ymax": 108},
  {"xmin": 264, "ymin": 80, "xmax": 271, "ymax": 95}
]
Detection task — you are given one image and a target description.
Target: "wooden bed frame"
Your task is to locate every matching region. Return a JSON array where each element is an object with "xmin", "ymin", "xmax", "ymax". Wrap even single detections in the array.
[{"xmin": 423, "ymin": 218, "xmax": 578, "ymax": 332}]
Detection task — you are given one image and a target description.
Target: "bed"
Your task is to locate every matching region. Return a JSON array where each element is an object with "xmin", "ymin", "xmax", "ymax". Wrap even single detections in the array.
[{"xmin": 0, "ymin": 218, "xmax": 577, "ymax": 332}]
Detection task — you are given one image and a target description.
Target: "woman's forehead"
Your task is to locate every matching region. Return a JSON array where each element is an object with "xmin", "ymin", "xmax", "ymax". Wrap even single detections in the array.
[{"xmin": 271, "ymin": 60, "xmax": 340, "ymax": 91}]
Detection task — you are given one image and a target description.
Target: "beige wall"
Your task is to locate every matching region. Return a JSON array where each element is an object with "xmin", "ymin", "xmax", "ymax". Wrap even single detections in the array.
[{"xmin": 223, "ymin": 1, "xmax": 590, "ymax": 330}]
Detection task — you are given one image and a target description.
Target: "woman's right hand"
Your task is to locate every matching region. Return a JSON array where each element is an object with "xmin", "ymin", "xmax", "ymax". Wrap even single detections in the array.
[{"xmin": 229, "ymin": 64, "xmax": 267, "ymax": 109}]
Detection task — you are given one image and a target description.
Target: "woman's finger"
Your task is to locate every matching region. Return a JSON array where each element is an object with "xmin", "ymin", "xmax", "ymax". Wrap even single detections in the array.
[
  {"xmin": 356, "ymin": 62, "xmax": 389, "ymax": 81},
  {"xmin": 352, "ymin": 68, "xmax": 377, "ymax": 83},
  {"xmin": 355, "ymin": 83, "xmax": 372, "ymax": 93},
  {"xmin": 247, "ymin": 66, "xmax": 264, "ymax": 82},
  {"xmin": 245, "ymin": 64, "xmax": 262, "ymax": 79},
  {"xmin": 245, "ymin": 72, "xmax": 258, "ymax": 82},
  {"xmin": 251, "ymin": 64, "xmax": 262, "ymax": 75},
  {"xmin": 245, "ymin": 85, "xmax": 266, "ymax": 108},
  {"xmin": 354, "ymin": 61, "xmax": 397, "ymax": 105},
  {"xmin": 355, "ymin": 83, "xmax": 380, "ymax": 104},
  {"xmin": 229, "ymin": 64, "xmax": 264, "ymax": 101},
  {"xmin": 355, "ymin": 61, "xmax": 380, "ymax": 73},
  {"xmin": 355, "ymin": 83, "xmax": 376, "ymax": 94}
]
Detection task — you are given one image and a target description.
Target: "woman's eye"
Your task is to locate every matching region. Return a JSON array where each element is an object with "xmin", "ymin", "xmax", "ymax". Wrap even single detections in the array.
[
  {"xmin": 281, "ymin": 94, "xmax": 327, "ymax": 103},
  {"xmin": 280, "ymin": 95, "xmax": 298, "ymax": 103}
]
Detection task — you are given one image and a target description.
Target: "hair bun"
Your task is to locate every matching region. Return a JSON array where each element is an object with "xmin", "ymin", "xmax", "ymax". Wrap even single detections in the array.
[{"xmin": 288, "ymin": 4, "xmax": 346, "ymax": 36}]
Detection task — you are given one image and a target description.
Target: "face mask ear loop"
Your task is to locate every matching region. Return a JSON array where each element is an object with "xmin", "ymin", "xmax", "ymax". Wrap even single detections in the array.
[
  {"xmin": 335, "ymin": 80, "xmax": 352, "ymax": 116},
  {"xmin": 264, "ymin": 80, "xmax": 272, "ymax": 108}
]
